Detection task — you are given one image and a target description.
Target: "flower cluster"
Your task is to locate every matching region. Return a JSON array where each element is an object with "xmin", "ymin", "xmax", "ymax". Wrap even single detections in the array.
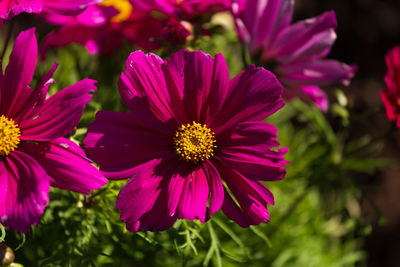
[
  {"xmin": 40, "ymin": 0, "xmax": 180, "ymax": 56},
  {"xmin": 4, "ymin": 0, "xmax": 387, "ymax": 237}
]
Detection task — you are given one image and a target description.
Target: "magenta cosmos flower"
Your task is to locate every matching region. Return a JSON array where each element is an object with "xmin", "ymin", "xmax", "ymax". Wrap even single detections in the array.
[
  {"xmin": 131, "ymin": 0, "xmax": 230, "ymax": 21},
  {"xmin": 232, "ymin": 0, "xmax": 356, "ymax": 112},
  {"xmin": 84, "ymin": 50, "xmax": 288, "ymax": 231},
  {"xmin": 381, "ymin": 46, "xmax": 400, "ymax": 127},
  {"xmin": 41, "ymin": 0, "xmax": 190, "ymax": 56},
  {"xmin": 0, "ymin": 28, "xmax": 107, "ymax": 233},
  {"xmin": 0, "ymin": 0, "xmax": 100, "ymax": 20}
]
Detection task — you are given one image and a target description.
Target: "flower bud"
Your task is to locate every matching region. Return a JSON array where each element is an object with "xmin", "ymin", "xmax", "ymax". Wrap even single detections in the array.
[{"xmin": 0, "ymin": 244, "xmax": 15, "ymax": 265}]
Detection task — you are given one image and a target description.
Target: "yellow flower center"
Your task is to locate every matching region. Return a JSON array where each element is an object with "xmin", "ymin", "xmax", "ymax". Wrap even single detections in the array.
[
  {"xmin": 99, "ymin": 0, "xmax": 133, "ymax": 22},
  {"xmin": 0, "ymin": 115, "xmax": 21, "ymax": 156},
  {"xmin": 173, "ymin": 122, "xmax": 216, "ymax": 163}
]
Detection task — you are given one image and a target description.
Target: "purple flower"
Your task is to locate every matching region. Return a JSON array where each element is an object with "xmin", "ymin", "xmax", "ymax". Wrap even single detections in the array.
[
  {"xmin": 381, "ymin": 46, "xmax": 400, "ymax": 127},
  {"xmin": 0, "ymin": 0, "xmax": 100, "ymax": 20},
  {"xmin": 0, "ymin": 28, "xmax": 107, "ymax": 233},
  {"xmin": 84, "ymin": 50, "xmax": 288, "ymax": 232},
  {"xmin": 40, "ymin": 1, "xmax": 191, "ymax": 57},
  {"xmin": 131, "ymin": 0, "xmax": 231, "ymax": 21},
  {"xmin": 232, "ymin": 0, "xmax": 356, "ymax": 112}
]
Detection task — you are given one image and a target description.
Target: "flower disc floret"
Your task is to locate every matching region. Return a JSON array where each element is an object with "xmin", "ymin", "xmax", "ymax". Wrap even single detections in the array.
[
  {"xmin": 173, "ymin": 122, "xmax": 216, "ymax": 163},
  {"xmin": 100, "ymin": 0, "xmax": 133, "ymax": 22},
  {"xmin": 0, "ymin": 115, "xmax": 21, "ymax": 156}
]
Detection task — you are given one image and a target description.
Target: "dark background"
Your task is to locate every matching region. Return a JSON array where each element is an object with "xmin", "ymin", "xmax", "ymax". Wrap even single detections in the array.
[{"xmin": 296, "ymin": 1, "xmax": 400, "ymax": 266}]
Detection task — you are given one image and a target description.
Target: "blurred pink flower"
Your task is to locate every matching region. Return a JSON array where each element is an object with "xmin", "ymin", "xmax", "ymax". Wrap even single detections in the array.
[
  {"xmin": 131, "ymin": 0, "xmax": 230, "ymax": 21},
  {"xmin": 41, "ymin": 0, "xmax": 190, "ymax": 56},
  {"xmin": 232, "ymin": 0, "xmax": 356, "ymax": 112},
  {"xmin": 0, "ymin": 28, "xmax": 107, "ymax": 233},
  {"xmin": 0, "ymin": 0, "xmax": 100, "ymax": 20},
  {"xmin": 161, "ymin": 18, "xmax": 191, "ymax": 47},
  {"xmin": 84, "ymin": 50, "xmax": 288, "ymax": 232},
  {"xmin": 381, "ymin": 46, "xmax": 400, "ymax": 127}
]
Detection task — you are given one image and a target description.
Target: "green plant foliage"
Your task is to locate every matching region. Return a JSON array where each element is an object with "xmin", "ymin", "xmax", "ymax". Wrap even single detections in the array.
[{"xmin": 0, "ymin": 15, "xmax": 390, "ymax": 267}]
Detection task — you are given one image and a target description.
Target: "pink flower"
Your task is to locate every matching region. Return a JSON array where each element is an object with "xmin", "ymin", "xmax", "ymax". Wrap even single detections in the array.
[
  {"xmin": 161, "ymin": 18, "xmax": 191, "ymax": 47},
  {"xmin": 0, "ymin": 0, "xmax": 100, "ymax": 20},
  {"xmin": 232, "ymin": 0, "xmax": 356, "ymax": 112},
  {"xmin": 84, "ymin": 50, "xmax": 288, "ymax": 231},
  {"xmin": 0, "ymin": 28, "xmax": 108, "ymax": 233},
  {"xmin": 131, "ymin": 0, "xmax": 230, "ymax": 21},
  {"xmin": 40, "ymin": 0, "xmax": 189, "ymax": 56},
  {"xmin": 381, "ymin": 46, "xmax": 400, "ymax": 127}
]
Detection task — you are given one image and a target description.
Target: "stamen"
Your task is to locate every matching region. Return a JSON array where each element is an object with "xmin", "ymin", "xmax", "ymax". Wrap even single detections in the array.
[
  {"xmin": 173, "ymin": 122, "xmax": 216, "ymax": 163},
  {"xmin": 99, "ymin": 0, "xmax": 133, "ymax": 22},
  {"xmin": 0, "ymin": 115, "xmax": 21, "ymax": 156}
]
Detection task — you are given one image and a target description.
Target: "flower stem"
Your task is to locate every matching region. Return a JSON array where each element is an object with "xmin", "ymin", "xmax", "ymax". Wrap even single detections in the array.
[
  {"xmin": 1, "ymin": 20, "xmax": 14, "ymax": 63},
  {"xmin": 270, "ymin": 188, "xmax": 309, "ymax": 234},
  {"xmin": 240, "ymin": 41, "xmax": 250, "ymax": 69}
]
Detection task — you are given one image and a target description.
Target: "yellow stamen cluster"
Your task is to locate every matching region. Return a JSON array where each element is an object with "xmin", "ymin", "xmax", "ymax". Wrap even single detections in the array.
[
  {"xmin": 174, "ymin": 122, "xmax": 216, "ymax": 163},
  {"xmin": 0, "ymin": 115, "xmax": 21, "ymax": 156},
  {"xmin": 100, "ymin": 0, "xmax": 133, "ymax": 22}
]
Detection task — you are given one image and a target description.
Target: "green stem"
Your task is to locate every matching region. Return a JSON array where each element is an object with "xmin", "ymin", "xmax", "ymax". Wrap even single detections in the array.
[
  {"xmin": 270, "ymin": 188, "xmax": 310, "ymax": 234},
  {"xmin": 240, "ymin": 41, "xmax": 250, "ymax": 69},
  {"xmin": 1, "ymin": 20, "xmax": 14, "ymax": 63}
]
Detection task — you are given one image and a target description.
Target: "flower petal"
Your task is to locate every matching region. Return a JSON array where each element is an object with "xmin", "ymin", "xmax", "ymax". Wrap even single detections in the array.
[
  {"xmin": 116, "ymin": 158, "xmax": 177, "ymax": 232},
  {"xmin": 0, "ymin": 161, "xmax": 8, "ymax": 217},
  {"xmin": 298, "ymin": 85, "xmax": 329, "ymax": 112},
  {"xmin": 175, "ymin": 166, "xmax": 210, "ymax": 223},
  {"xmin": 118, "ymin": 70, "xmax": 185, "ymax": 127},
  {"xmin": 204, "ymin": 161, "xmax": 224, "ymax": 216},
  {"xmin": 233, "ymin": 0, "xmax": 294, "ymax": 54},
  {"xmin": 0, "ymin": 0, "xmax": 42, "ymax": 19},
  {"xmin": 1, "ymin": 151, "xmax": 50, "ymax": 233},
  {"xmin": 166, "ymin": 165, "xmax": 186, "ymax": 217},
  {"xmin": 167, "ymin": 161, "xmax": 223, "ymax": 220},
  {"xmin": 271, "ymin": 11, "xmax": 337, "ymax": 62},
  {"xmin": 217, "ymin": 162, "xmax": 274, "ymax": 227},
  {"xmin": 42, "ymin": 0, "xmax": 100, "ymax": 16},
  {"xmin": 12, "ymin": 63, "xmax": 57, "ymax": 122},
  {"xmin": 122, "ymin": 51, "xmax": 178, "ymax": 123},
  {"xmin": 384, "ymin": 46, "xmax": 400, "ymax": 93},
  {"xmin": 218, "ymin": 121, "xmax": 288, "ymax": 181},
  {"xmin": 163, "ymin": 50, "xmax": 230, "ymax": 124},
  {"xmin": 278, "ymin": 59, "xmax": 357, "ymax": 87},
  {"xmin": 380, "ymin": 89, "xmax": 399, "ymax": 123},
  {"xmin": 19, "ymin": 138, "xmax": 107, "ymax": 194},
  {"xmin": 211, "ymin": 65, "xmax": 284, "ymax": 135},
  {"xmin": 19, "ymin": 79, "xmax": 96, "ymax": 141},
  {"xmin": 84, "ymin": 110, "xmax": 174, "ymax": 180},
  {"xmin": 1, "ymin": 28, "xmax": 37, "ymax": 117},
  {"xmin": 130, "ymin": 0, "xmax": 176, "ymax": 16}
]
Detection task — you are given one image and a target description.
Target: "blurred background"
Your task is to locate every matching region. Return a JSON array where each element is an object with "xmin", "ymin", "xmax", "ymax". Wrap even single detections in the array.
[{"xmin": 296, "ymin": 0, "xmax": 400, "ymax": 266}]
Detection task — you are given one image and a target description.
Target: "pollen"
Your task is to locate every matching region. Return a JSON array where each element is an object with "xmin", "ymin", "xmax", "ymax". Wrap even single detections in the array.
[
  {"xmin": 100, "ymin": 0, "xmax": 133, "ymax": 22},
  {"xmin": 173, "ymin": 122, "xmax": 216, "ymax": 163},
  {"xmin": 0, "ymin": 115, "xmax": 21, "ymax": 156}
]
